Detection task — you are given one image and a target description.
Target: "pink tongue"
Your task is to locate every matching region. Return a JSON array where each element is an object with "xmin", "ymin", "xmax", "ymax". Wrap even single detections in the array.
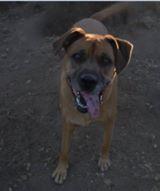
[{"xmin": 81, "ymin": 92, "xmax": 100, "ymax": 119}]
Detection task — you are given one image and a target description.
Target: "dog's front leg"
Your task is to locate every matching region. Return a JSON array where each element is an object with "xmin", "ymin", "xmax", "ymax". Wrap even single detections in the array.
[
  {"xmin": 52, "ymin": 120, "xmax": 76, "ymax": 184},
  {"xmin": 98, "ymin": 118, "xmax": 115, "ymax": 171}
]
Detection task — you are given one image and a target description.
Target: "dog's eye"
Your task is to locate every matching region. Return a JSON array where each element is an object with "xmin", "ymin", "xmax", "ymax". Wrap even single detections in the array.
[
  {"xmin": 72, "ymin": 53, "xmax": 81, "ymax": 60},
  {"xmin": 99, "ymin": 54, "xmax": 112, "ymax": 68},
  {"xmin": 72, "ymin": 50, "xmax": 87, "ymax": 63}
]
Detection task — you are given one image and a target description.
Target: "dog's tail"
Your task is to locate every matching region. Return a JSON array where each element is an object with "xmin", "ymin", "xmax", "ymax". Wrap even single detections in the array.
[{"xmin": 90, "ymin": 2, "xmax": 130, "ymax": 21}]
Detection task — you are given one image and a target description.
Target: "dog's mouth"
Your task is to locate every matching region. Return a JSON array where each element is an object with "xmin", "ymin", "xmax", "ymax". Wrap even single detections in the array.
[
  {"xmin": 67, "ymin": 78, "xmax": 105, "ymax": 119},
  {"xmin": 74, "ymin": 90, "xmax": 104, "ymax": 118}
]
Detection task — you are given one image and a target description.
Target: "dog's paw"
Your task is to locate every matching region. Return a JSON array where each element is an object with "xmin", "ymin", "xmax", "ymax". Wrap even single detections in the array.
[
  {"xmin": 52, "ymin": 163, "xmax": 68, "ymax": 184},
  {"xmin": 98, "ymin": 157, "xmax": 111, "ymax": 172}
]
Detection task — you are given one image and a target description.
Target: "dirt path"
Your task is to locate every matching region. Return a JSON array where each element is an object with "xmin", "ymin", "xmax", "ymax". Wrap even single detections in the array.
[{"xmin": 0, "ymin": 3, "xmax": 160, "ymax": 191}]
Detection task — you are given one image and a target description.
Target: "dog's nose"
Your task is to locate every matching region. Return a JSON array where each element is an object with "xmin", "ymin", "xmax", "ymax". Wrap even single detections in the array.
[{"xmin": 79, "ymin": 73, "xmax": 98, "ymax": 92}]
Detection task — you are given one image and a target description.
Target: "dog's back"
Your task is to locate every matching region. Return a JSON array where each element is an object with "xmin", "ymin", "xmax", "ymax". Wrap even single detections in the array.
[{"xmin": 73, "ymin": 18, "xmax": 108, "ymax": 35}]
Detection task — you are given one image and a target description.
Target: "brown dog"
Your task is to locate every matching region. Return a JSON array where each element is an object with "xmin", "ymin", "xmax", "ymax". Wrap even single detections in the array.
[{"xmin": 52, "ymin": 3, "xmax": 133, "ymax": 184}]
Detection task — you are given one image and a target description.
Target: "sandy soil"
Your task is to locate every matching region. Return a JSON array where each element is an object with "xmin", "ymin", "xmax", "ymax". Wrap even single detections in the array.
[{"xmin": 0, "ymin": 2, "xmax": 160, "ymax": 191}]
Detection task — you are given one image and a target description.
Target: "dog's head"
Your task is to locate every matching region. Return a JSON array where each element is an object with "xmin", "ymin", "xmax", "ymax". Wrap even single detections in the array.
[{"xmin": 54, "ymin": 27, "xmax": 133, "ymax": 119}]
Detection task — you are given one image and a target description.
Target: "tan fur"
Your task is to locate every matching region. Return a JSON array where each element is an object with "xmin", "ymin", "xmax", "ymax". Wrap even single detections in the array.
[{"xmin": 52, "ymin": 3, "xmax": 133, "ymax": 184}]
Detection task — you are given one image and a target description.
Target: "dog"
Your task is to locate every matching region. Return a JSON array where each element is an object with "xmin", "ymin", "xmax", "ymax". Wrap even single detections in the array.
[{"xmin": 52, "ymin": 3, "xmax": 133, "ymax": 184}]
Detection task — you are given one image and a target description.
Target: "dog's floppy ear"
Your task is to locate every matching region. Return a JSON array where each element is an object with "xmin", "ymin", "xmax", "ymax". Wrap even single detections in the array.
[
  {"xmin": 62, "ymin": 27, "xmax": 86, "ymax": 51},
  {"xmin": 53, "ymin": 27, "xmax": 85, "ymax": 55},
  {"xmin": 106, "ymin": 35, "xmax": 133, "ymax": 74}
]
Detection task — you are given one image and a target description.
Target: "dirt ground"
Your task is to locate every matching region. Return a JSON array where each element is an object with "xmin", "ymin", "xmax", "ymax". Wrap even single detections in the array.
[{"xmin": 0, "ymin": 2, "xmax": 160, "ymax": 191}]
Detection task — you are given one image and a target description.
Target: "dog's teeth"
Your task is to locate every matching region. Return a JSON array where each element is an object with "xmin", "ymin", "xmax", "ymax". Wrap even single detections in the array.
[{"xmin": 100, "ymin": 95, "xmax": 103, "ymax": 104}]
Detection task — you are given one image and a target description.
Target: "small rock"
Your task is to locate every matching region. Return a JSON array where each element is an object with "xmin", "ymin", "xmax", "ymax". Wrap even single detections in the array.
[
  {"xmin": 144, "ymin": 163, "xmax": 153, "ymax": 172},
  {"xmin": 28, "ymin": 172, "xmax": 32, "ymax": 177},
  {"xmin": 10, "ymin": 62, "xmax": 16, "ymax": 68},
  {"xmin": 143, "ymin": 15, "xmax": 154, "ymax": 29},
  {"xmin": 153, "ymin": 144, "xmax": 157, "ymax": 148},
  {"xmin": 90, "ymin": 179, "xmax": 94, "ymax": 183},
  {"xmin": 26, "ymin": 162, "xmax": 31, "ymax": 171},
  {"xmin": 142, "ymin": 174, "xmax": 150, "ymax": 179},
  {"xmin": 6, "ymin": 48, "xmax": 9, "ymax": 53},
  {"xmin": 39, "ymin": 146, "xmax": 44, "ymax": 152},
  {"xmin": 86, "ymin": 134, "xmax": 89, "ymax": 139},
  {"xmin": 21, "ymin": 18, "xmax": 25, "ymax": 22},
  {"xmin": 21, "ymin": 174, "xmax": 27, "ymax": 180},
  {"xmin": 154, "ymin": 174, "xmax": 160, "ymax": 181},
  {"xmin": 26, "ymin": 79, "xmax": 31, "ymax": 84},
  {"xmin": 132, "ymin": 166, "xmax": 136, "ymax": 169},
  {"xmin": 45, "ymin": 149, "xmax": 49, "ymax": 153},
  {"xmin": 49, "ymin": 67, "xmax": 53, "ymax": 72},
  {"xmin": 13, "ymin": 183, "xmax": 18, "ymax": 188},
  {"xmin": 45, "ymin": 157, "xmax": 51, "ymax": 162},
  {"xmin": 24, "ymin": 59, "xmax": 29, "ymax": 64},
  {"xmin": 145, "ymin": 102, "xmax": 153, "ymax": 109},
  {"xmin": 151, "ymin": 186, "xmax": 159, "ymax": 191},
  {"xmin": 1, "ymin": 53, "xmax": 7, "ymax": 59},
  {"xmin": 100, "ymin": 172, "xmax": 104, "ymax": 177},
  {"xmin": 8, "ymin": 187, "xmax": 13, "ymax": 191},
  {"xmin": 151, "ymin": 134, "xmax": 156, "ymax": 139},
  {"xmin": 2, "ymin": 27, "xmax": 9, "ymax": 34},
  {"xmin": 96, "ymin": 172, "xmax": 99, "ymax": 176},
  {"xmin": 103, "ymin": 178, "xmax": 112, "ymax": 186}
]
